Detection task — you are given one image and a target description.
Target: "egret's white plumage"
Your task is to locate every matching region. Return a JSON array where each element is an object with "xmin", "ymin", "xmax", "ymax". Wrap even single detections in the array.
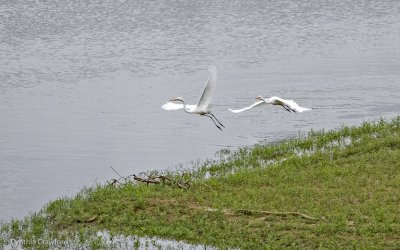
[
  {"xmin": 161, "ymin": 102, "xmax": 196, "ymax": 111},
  {"xmin": 161, "ymin": 65, "xmax": 224, "ymax": 130},
  {"xmin": 228, "ymin": 100, "xmax": 264, "ymax": 113},
  {"xmin": 229, "ymin": 95, "xmax": 311, "ymax": 113}
]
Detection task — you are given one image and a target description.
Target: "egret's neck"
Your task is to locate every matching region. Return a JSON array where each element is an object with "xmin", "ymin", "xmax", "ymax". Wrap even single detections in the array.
[
  {"xmin": 257, "ymin": 98, "xmax": 267, "ymax": 104},
  {"xmin": 177, "ymin": 99, "xmax": 190, "ymax": 113},
  {"xmin": 262, "ymin": 98, "xmax": 271, "ymax": 104}
]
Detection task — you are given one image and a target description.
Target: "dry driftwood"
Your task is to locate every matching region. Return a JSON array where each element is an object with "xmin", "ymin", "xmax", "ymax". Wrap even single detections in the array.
[
  {"xmin": 235, "ymin": 209, "xmax": 318, "ymax": 220},
  {"xmin": 205, "ymin": 207, "xmax": 317, "ymax": 221},
  {"xmin": 132, "ymin": 174, "xmax": 160, "ymax": 184},
  {"xmin": 108, "ymin": 167, "xmax": 191, "ymax": 189}
]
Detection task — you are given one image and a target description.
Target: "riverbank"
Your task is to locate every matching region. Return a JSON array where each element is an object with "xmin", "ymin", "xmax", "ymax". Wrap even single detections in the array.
[{"xmin": 1, "ymin": 117, "xmax": 400, "ymax": 249}]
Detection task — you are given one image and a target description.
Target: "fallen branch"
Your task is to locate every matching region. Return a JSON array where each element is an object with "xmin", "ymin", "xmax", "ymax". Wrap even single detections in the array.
[
  {"xmin": 133, "ymin": 174, "xmax": 161, "ymax": 184},
  {"xmin": 175, "ymin": 181, "xmax": 189, "ymax": 190},
  {"xmin": 235, "ymin": 209, "xmax": 318, "ymax": 221},
  {"xmin": 110, "ymin": 166, "xmax": 124, "ymax": 179},
  {"xmin": 204, "ymin": 207, "xmax": 317, "ymax": 221},
  {"xmin": 107, "ymin": 179, "xmax": 119, "ymax": 186},
  {"xmin": 157, "ymin": 175, "xmax": 173, "ymax": 182},
  {"xmin": 108, "ymin": 168, "xmax": 192, "ymax": 189}
]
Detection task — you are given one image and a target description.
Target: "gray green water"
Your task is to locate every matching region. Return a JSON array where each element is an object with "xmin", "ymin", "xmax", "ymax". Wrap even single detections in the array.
[{"xmin": 1, "ymin": 0, "xmax": 400, "ymax": 219}]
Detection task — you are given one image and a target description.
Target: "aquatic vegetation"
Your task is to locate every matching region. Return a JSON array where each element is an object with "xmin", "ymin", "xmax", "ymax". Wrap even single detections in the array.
[{"xmin": 1, "ymin": 117, "xmax": 400, "ymax": 249}]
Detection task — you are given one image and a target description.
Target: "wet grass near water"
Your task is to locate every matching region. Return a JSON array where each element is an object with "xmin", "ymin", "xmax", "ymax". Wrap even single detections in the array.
[{"xmin": 1, "ymin": 117, "xmax": 400, "ymax": 249}]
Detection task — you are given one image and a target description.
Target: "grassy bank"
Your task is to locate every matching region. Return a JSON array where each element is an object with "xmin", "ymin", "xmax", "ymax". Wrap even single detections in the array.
[{"xmin": 1, "ymin": 117, "xmax": 400, "ymax": 249}]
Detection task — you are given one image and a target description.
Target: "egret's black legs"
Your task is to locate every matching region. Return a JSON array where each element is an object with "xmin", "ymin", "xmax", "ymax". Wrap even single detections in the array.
[
  {"xmin": 283, "ymin": 105, "xmax": 296, "ymax": 113},
  {"xmin": 210, "ymin": 114, "xmax": 225, "ymax": 128},
  {"xmin": 283, "ymin": 106, "xmax": 291, "ymax": 112},
  {"xmin": 205, "ymin": 114, "xmax": 222, "ymax": 131}
]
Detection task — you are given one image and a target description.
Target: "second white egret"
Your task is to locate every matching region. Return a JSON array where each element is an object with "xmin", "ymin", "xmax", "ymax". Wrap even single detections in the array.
[{"xmin": 229, "ymin": 95, "xmax": 311, "ymax": 113}]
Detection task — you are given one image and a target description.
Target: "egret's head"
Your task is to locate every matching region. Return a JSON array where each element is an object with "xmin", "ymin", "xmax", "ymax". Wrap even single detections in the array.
[
  {"xmin": 170, "ymin": 97, "xmax": 184, "ymax": 102},
  {"xmin": 256, "ymin": 95, "xmax": 264, "ymax": 101}
]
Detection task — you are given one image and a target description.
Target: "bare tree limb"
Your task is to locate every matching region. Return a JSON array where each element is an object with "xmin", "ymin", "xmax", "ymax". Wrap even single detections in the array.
[{"xmin": 235, "ymin": 209, "xmax": 318, "ymax": 220}]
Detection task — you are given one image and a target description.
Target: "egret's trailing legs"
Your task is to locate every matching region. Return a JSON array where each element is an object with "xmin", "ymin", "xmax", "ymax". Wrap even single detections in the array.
[
  {"xmin": 204, "ymin": 114, "xmax": 223, "ymax": 131},
  {"xmin": 210, "ymin": 114, "xmax": 225, "ymax": 128}
]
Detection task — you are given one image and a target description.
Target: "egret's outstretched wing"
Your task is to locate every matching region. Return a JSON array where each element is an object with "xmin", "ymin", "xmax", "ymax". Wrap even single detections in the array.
[
  {"xmin": 161, "ymin": 102, "xmax": 184, "ymax": 110},
  {"xmin": 161, "ymin": 102, "xmax": 196, "ymax": 111},
  {"xmin": 228, "ymin": 100, "xmax": 265, "ymax": 113},
  {"xmin": 196, "ymin": 65, "xmax": 217, "ymax": 110},
  {"xmin": 282, "ymin": 99, "xmax": 311, "ymax": 112}
]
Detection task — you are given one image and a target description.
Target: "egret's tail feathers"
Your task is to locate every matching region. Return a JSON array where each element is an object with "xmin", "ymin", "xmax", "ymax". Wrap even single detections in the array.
[
  {"xmin": 296, "ymin": 107, "xmax": 311, "ymax": 112},
  {"xmin": 283, "ymin": 99, "xmax": 311, "ymax": 113}
]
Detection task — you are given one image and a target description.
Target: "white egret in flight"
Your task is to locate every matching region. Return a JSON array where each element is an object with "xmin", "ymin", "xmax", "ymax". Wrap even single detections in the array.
[
  {"xmin": 229, "ymin": 95, "xmax": 311, "ymax": 113},
  {"xmin": 161, "ymin": 65, "xmax": 225, "ymax": 130}
]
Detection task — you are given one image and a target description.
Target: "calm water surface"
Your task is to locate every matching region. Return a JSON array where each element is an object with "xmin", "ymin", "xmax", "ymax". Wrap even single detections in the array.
[{"xmin": 1, "ymin": 0, "xmax": 400, "ymax": 219}]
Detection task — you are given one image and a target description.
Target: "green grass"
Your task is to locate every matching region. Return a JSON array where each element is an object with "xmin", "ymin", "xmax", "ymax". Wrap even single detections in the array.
[{"xmin": 1, "ymin": 117, "xmax": 400, "ymax": 249}]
